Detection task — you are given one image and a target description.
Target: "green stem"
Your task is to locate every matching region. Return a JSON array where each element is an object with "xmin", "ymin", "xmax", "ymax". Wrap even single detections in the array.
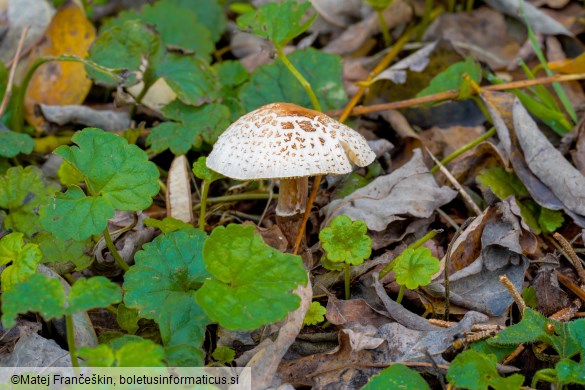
[
  {"xmin": 430, "ymin": 127, "xmax": 496, "ymax": 174},
  {"xmin": 103, "ymin": 227, "xmax": 129, "ymax": 272},
  {"xmin": 12, "ymin": 55, "xmax": 123, "ymax": 133},
  {"xmin": 376, "ymin": 10, "xmax": 391, "ymax": 47},
  {"xmin": 193, "ymin": 193, "xmax": 278, "ymax": 211},
  {"xmin": 379, "ymin": 229, "xmax": 442, "ymax": 279},
  {"xmin": 65, "ymin": 314, "xmax": 79, "ymax": 368},
  {"xmin": 344, "ymin": 263, "xmax": 351, "ymax": 300},
  {"xmin": 199, "ymin": 180, "xmax": 210, "ymax": 230},
  {"xmin": 275, "ymin": 46, "xmax": 322, "ymax": 111},
  {"xmin": 396, "ymin": 285, "xmax": 405, "ymax": 304}
]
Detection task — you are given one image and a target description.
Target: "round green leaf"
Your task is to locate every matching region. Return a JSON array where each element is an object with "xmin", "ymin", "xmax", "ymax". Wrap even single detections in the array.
[
  {"xmin": 79, "ymin": 336, "xmax": 165, "ymax": 367},
  {"xmin": 239, "ymin": 48, "xmax": 347, "ymax": 112},
  {"xmin": 319, "ymin": 215, "xmax": 372, "ymax": 266},
  {"xmin": 39, "ymin": 186, "xmax": 114, "ymax": 241},
  {"xmin": 362, "ymin": 364, "xmax": 430, "ymax": 390},
  {"xmin": 123, "ymin": 229, "xmax": 210, "ymax": 366},
  {"xmin": 303, "ymin": 301, "xmax": 326, "ymax": 326},
  {"xmin": 67, "ymin": 276, "xmax": 122, "ymax": 314},
  {"xmin": 196, "ymin": 224, "xmax": 308, "ymax": 330},
  {"xmin": 393, "ymin": 247, "xmax": 440, "ymax": 289},
  {"xmin": 193, "ymin": 156, "xmax": 223, "ymax": 183},
  {"xmin": 0, "ymin": 130, "xmax": 34, "ymax": 158},
  {"xmin": 447, "ymin": 350, "xmax": 524, "ymax": 390},
  {"xmin": 34, "ymin": 232, "xmax": 92, "ymax": 271},
  {"xmin": 1, "ymin": 273, "xmax": 66, "ymax": 328},
  {"xmin": 0, "ymin": 233, "xmax": 42, "ymax": 292},
  {"xmin": 169, "ymin": 0, "xmax": 226, "ymax": 43},
  {"xmin": 55, "ymin": 128, "xmax": 160, "ymax": 211}
]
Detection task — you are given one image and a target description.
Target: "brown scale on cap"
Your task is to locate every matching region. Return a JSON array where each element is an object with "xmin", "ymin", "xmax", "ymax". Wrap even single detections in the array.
[{"xmin": 207, "ymin": 102, "xmax": 376, "ymax": 180}]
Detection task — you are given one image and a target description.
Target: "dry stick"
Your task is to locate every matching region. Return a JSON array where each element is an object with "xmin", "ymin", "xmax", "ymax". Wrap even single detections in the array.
[
  {"xmin": 425, "ymin": 147, "xmax": 483, "ymax": 216},
  {"xmin": 557, "ymin": 272, "xmax": 585, "ymax": 302},
  {"xmin": 292, "ymin": 31, "xmax": 413, "ymax": 256},
  {"xmin": 0, "ymin": 26, "xmax": 29, "ymax": 117},
  {"xmin": 553, "ymin": 232, "xmax": 585, "ymax": 285},
  {"xmin": 329, "ymin": 72, "xmax": 585, "ymax": 118}
]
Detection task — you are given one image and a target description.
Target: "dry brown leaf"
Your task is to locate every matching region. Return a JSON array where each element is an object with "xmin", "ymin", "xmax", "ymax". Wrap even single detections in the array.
[
  {"xmin": 23, "ymin": 2, "xmax": 95, "ymax": 131},
  {"xmin": 166, "ymin": 155, "xmax": 193, "ymax": 223}
]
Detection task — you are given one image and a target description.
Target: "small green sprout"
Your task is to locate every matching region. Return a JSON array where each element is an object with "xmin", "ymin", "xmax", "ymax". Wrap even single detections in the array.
[
  {"xmin": 212, "ymin": 346, "xmax": 236, "ymax": 365},
  {"xmin": 304, "ymin": 301, "xmax": 327, "ymax": 326},
  {"xmin": 393, "ymin": 247, "xmax": 440, "ymax": 304},
  {"xmin": 320, "ymin": 215, "xmax": 372, "ymax": 299},
  {"xmin": 192, "ymin": 156, "xmax": 224, "ymax": 230}
]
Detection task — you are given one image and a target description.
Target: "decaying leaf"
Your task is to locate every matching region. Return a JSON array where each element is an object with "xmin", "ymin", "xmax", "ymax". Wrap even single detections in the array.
[
  {"xmin": 39, "ymin": 104, "xmax": 130, "ymax": 132},
  {"xmin": 322, "ymin": 149, "xmax": 457, "ymax": 231},
  {"xmin": 483, "ymin": 0, "xmax": 571, "ymax": 35},
  {"xmin": 166, "ymin": 155, "xmax": 193, "ymax": 223},
  {"xmin": 23, "ymin": 2, "xmax": 96, "ymax": 131}
]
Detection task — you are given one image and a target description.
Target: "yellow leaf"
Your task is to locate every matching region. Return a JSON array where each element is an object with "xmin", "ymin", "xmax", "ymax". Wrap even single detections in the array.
[
  {"xmin": 24, "ymin": 2, "xmax": 95, "ymax": 131},
  {"xmin": 548, "ymin": 52, "xmax": 585, "ymax": 74}
]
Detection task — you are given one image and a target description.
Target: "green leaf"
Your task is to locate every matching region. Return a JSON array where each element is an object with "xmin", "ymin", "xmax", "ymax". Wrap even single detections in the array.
[
  {"xmin": 568, "ymin": 319, "xmax": 585, "ymax": 354},
  {"xmin": 214, "ymin": 60, "xmax": 249, "ymax": 121},
  {"xmin": 196, "ymin": 224, "xmax": 307, "ymax": 330},
  {"xmin": 514, "ymin": 90, "xmax": 572, "ymax": 136},
  {"xmin": 0, "ymin": 232, "xmax": 42, "ymax": 291},
  {"xmin": 0, "ymin": 129, "xmax": 34, "ymax": 158},
  {"xmin": 471, "ymin": 339, "xmax": 518, "ymax": 363},
  {"xmin": 0, "ymin": 166, "xmax": 58, "ymax": 237},
  {"xmin": 1, "ymin": 273, "xmax": 66, "ymax": 328},
  {"xmin": 476, "ymin": 168, "xmax": 529, "ymax": 199},
  {"xmin": 212, "ymin": 346, "xmax": 235, "ymax": 364},
  {"xmin": 319, "ymin": 215, "xmax": 372, "ymax": 266},
  {"xmin": 393, "ymin": 247, "xmax": 440, "ymax": 289},
  {"xmin": 488, "ymin": 308, "xmax": 580, "ymax": 359},
  {"xmin": 34, "ymin": 232, "xmax": 92, "ymax": 271},
  {"xmin": 117, "ymin": 303, "xmax": 140, "ymax": 335},
  {"xmin": 237, "ymin": 1, "xmax": 315, "ymax": 48},
  {"xmin": 192, "ymin": 156, "xmax": 224, "ymax": 183},
  {"xmin": 57, "ymin": 160, "xmax": 84, "ymax": 186},
  {"xmin": 447, "ymin": 350, "xmax": 524, "ymax": 390},
  {"xmin": 416, "ymin": 57, "xmax": 482, "ymax": 100},
  {"xmin": 147, "ymin": 101, "xmax": 230, "ymax": 154},
  {"xmin": 364, "ymin": 0, "xmax": 394, "ymax": 11},
  {"xmin": 88, "ymin": 21, "xmax": 160, "ymax": 87},
  {"xmin": 303, "ymin": 301, "xmax": 327, "ymax": 326},
  {"xmin": 102, "ymin": 1, "xmax": 214, "ymax": 61},
  {"xmin": 537, "ymin": 206, "xmax": 564, "ymax": 234},
  {"xmin": 39, "ymin": 186, "xmax": 115, "ymax": 241},
  {"xmin": 362, "ymin": 364, "xmax": 430, "ymax": 390},
  {"xmin": 123, "ymin": 229, "xmax": 210, "ymax": 366},
  {"xmin": 320, "ymin": 255, "xmax": 345, "ymax": 271},
  {"xmin": 67, "ymin": 277, "xmax": 122, "ymax": 314},
  {"xmin": 239, "ymin": 48, "xmax": 347, "ymax": 112},
  {"xmin": 522, "ymin": 286, "xmax": 537, "ymax": 309},
  {"xmin": 143, "ymin": 217, "xmax": 195, "ymax": 233},
  {"xmin": 79, "ymin": 336, "xmax": 165, "ymax": 367},
  {"xmin": 168, "ymin": 0, "xmax": 226, "ymax": 43},
  {"xmin": 153, "ymin": 52, "xmax": 221, "ymax": 106},
  {"xmin": 556, "ymin": 358, "xmax": 585, "ymax": 384},
  {"xmin": 55, "ymin": 128, "xmax": 160, "ymax": 211}
]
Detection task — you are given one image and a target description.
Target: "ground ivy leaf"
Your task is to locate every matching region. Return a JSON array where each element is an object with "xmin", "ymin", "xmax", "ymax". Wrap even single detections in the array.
[
  {"xmin": 34, "ymin": 232, "xmax": 92, "ymax": 271},
  {"xmin": 57, "ymin": 160, "xmax": 84, "ymax": 186},
  {"xmin": 78, "ymin": 344, "xmax": 115, "ymax": 367},
  {"xmin": 0, "ymin": 129, "xmax": 34, "ymax": 158},
  {"xmin": 196, "ymin": 224, "xmax": 307, "ymax": 330},
  {"xmin": 447, "ymin": 350, "xmax": 524, "ymax": 390},
  {"xmin": 102, "ymin": 1, "xmax": 214, "ymax": 61},
  {"xmin": 212, "ymin": 346, "xmax": 235, "ymax": 364},
  {"xmin": 67, "ymin": 277, "xmax": 122, "ymax": 314},
  {"xmin": 88, "ymin": 21, "xmax": 160, "ymax": 87},
  {"xmin": 239, "ymin": 48, "xmax": 347, "ymax": 112},
  {"xmin": 319, "ymin": 215, "xmax": 371, "ymax": 266},
  {"xmin": 169, "ymin": 0, "xmax": 226, "ymax": 43},
  {"xmin": 55, "ymin": 128, "xmax": 160, "ymax": 211},
  {"xmin": 394, "ymin": 247, "xmax": 440, "ymax": 289},
  {"xmin": 117, "ymin": 303, "xmax": 140, "ymax": 335},
  {"xmin": 362, "ymin": 364, "xmax": 430, "ymax": 390},
  {"xmin": 1, "ymin": 273, "xmax": 66, "ymax": 328},
  {"xmin": 193, "ymin": 156, "xmax": 224, "ymax": 183},
  {"xmin": 0, "ymin": 166, "xmax": 58, "ymax": 237},
  {"xmin": 537, "ymin": 207, "xmax": 564, "ymax": 234},
  {"xmin": 0, "ymin": 233, "xmax": 42, "ymax": 292},
  {"xmin": 143, "ymin": 217, "xmax": 195, "ymax": 233},
  {"xmin": 237, "ymin": 1, "xmax": 315, "ymax": 48},
  {"xmin": 304, "ymin": 301, "xmax": 326, "ymax": 326},
  {"xmin": 39, "ymin": 186, "xmax": 115, "ymax": 241},
  {"xmin": 147, "ymin": 101, "xmax": 230, "ymax": 154},
  {"xmin": 79, "ymin": 336, "xmax": 165, "ymax": 367},
  {"xmin": 214, "ymin": 60, "xmax": 249, "ymax": 121},
  {"xmin": 477, "ymin": 167, "xmax": 529, "ymax": 199},
  {"xmin": 153, "ymin": 51, "xmax": 221, "ymax": 106},
  {"xmin": 556, "ymin": 358, "xmax": 585, "ymax": 384},
  {"xmin": 123, "ymin": 229, "xmax": 210, "ymax": 366}
]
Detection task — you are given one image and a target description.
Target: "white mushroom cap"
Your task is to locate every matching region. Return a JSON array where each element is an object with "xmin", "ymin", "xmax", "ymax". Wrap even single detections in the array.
[{"xmin": 206, "ymin": 102, "xmax": 376, "ymax": 180}]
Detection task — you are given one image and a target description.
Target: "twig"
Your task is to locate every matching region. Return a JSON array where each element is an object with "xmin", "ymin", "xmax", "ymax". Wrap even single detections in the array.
[
  {"xmin": 499, "ymin": 274, "xmax": 526, "ymax": 314},
  {"xmin": 557, "ymin": 272, "xmax": 585, "ymax": 302},
  {"xmin": 0, "ymin": 26, "xmax": 29, "ymax": 118},
  {"xmin": 425, "ymin": 147, "xmax": 483, "ymax": 216}
]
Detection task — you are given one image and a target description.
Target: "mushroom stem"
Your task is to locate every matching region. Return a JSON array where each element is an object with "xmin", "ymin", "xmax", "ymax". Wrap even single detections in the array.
[{"xmin": 276, "ymin": 177, "xmax": 308, "ymax": 248}]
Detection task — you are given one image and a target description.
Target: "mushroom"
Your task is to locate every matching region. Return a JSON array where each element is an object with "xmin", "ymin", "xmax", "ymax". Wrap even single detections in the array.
[{"xmin": 206, "ymin": 102, "xmax": 376, "ymax": 249}]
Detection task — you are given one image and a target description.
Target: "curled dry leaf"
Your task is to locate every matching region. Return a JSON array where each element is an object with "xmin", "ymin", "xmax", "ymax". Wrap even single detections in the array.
[{"xmin": 322, "ymin": 149, "xmax": 457, "ymax": 231}]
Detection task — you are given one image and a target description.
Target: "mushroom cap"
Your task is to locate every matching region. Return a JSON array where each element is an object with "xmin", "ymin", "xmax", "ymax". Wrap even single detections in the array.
[{"xmin": 206, "ymin": 102, "xmax": 376, "ymax": 180}]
